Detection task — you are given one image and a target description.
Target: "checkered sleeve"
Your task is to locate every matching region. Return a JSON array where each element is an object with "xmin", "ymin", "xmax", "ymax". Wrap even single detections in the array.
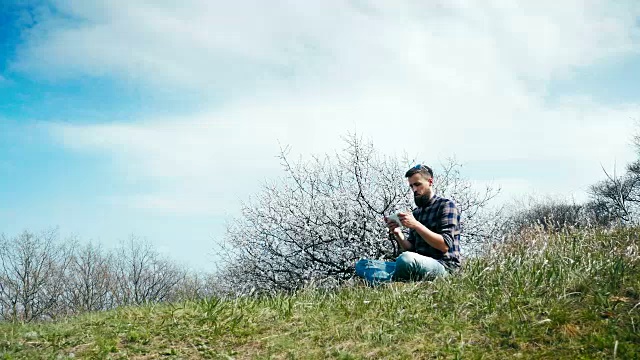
[{"xmin": 440, "ymin": 200, "xmax": 459, "ymax": 251}]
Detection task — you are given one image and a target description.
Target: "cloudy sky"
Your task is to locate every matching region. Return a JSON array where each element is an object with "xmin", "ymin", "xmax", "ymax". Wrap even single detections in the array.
[{"xmin": 1, "ymin": 0, "xmax": 639, "ymax": 271}]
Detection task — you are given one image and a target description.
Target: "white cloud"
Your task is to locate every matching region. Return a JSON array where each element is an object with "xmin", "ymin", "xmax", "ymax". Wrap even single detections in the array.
[
  {"xmin": 13, "ymin": 1, "xmax": 640, "ymax": 88},
  {"xmin": 18, "ymin": 0, "xmax": 640, "ymax": 214},
  {"xmin": 47, "ymin": 89, "xmax": 640, "ymax": 215}
]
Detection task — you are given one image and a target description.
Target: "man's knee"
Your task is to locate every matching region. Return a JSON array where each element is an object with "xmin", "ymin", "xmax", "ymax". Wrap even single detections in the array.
[
  {"xmin": 395, "ymin": 252, "xmax": 445, "ymax": 280},
  {"xmin": 395, "ymin": 252, "xmax": 419, "ymax": 271}
]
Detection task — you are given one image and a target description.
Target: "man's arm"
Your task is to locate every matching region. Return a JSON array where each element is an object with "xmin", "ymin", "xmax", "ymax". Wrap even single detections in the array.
[
  {"xmin": 438, "ymin": 200, "xmax": 459, "ymax": 252},
  {"xmin": 398, "ymin": 202, "xmax": 459, "ymax": 253},
  {"xmin": 391, "ymin": 227, "xmax": 413, "ymax": 251},
  {"xmin": 407, "ymin": 221, "xmax": 449, "ymax": 253}
]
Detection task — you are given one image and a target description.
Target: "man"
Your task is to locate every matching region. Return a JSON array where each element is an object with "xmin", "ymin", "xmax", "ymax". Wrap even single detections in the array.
[{"xmin": 355, "ymin": 164, "xmax": 461, "ymax": 283}]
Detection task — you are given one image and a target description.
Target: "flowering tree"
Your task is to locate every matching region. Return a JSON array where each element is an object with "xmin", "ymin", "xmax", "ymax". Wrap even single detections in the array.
[{"xmin": 217, "ymin": 134, "xmax": 501, "ymax": 294}]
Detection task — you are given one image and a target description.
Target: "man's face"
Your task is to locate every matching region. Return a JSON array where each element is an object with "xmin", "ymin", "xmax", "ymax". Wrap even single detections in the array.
[{"xmin": 408, "ymin": 173, "xmax": 433, "ymax": 207}]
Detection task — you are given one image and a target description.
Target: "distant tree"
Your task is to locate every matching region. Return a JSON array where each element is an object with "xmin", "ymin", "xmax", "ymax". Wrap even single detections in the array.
[
  {"xmin": 168, "ymin": 272, "xmax": 218, "ymax": 302},
  {"xmin": 589, "ymin": 161, "xmax": 640, "ymax": 225},
  {"xmin": 218, "ymin": 134, "xmax": 500, "ymax": 294},
  {"xmin": 62, "ymin": 242, "xmax": 115, "ymax": 314},
  {"xmin": 587, "ymin": 123, "xmax": 640, "ymax": 225},
  {"xmin": 500, "ymin": 196, "xmax": 616, "ymax": 237},
  {"xmin": 582, "ymin": 197, "xmax": 619, "ymax": 227},
  {"xmin": 0, "ymin": 229, "xmax": 217, "ymax": 321},
  {"xmin": 112, "ymin": 237, "xmax": 187, "ymax": 305},
  {"xmin": 0, "ymin": 229, "xmax": 71, "ymax": 322}
]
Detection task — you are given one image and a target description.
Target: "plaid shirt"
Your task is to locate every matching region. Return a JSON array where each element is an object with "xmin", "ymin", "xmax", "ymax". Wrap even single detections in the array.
[{"xmin": 406, "ymin": 194, "xmax": 461, "ymax": 271}]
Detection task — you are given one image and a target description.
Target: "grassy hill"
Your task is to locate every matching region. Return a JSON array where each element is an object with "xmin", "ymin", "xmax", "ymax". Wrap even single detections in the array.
[{"xmin": 1, "ymin": 227, "xmax": 639, "ymax": 359}]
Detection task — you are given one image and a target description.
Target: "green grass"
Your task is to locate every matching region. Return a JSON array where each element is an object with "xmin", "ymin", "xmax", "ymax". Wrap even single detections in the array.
[{"xmin": 1, "ymin": 227, "xmax": 639, "ymax": 359}]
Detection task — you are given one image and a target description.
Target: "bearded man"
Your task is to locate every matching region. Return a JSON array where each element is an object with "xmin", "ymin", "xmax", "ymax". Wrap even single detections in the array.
[{"xmin": 355, "ymin": 164, "xmax": 461, "ymax": 283}]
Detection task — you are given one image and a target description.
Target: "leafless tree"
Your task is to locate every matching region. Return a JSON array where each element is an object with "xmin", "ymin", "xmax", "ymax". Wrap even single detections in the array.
[
  {"xmin": 589, "ymin": 161, "xmax": 640, "ymax": 225},
  {"xmin": 497, "ymin": 196, "xmax": 617, "ymax": 240},
  {"xmin": 217, "ymin": 134, "xmax": 500, "ymax": 293},
  {"xmin": 587, "ymin": 121, "xmax": 640, "ymax": 225},
  {"xmin": 0, "ymin": 229, "xmax": 220, "ymax": 321},
  {"xmin": 61, "ymin": 242, "xmax": 116, "ymax": 314},
  {"xmin": 0, "ymin": 229, "xmax": 71, "ymax": 322},
  {"xmin": 112, "ymin": 236, "xmax": 187, "ymax": 305},
  {"xmin": 167, "ymin": 272, "xmax": 217, "ymax": 302}
]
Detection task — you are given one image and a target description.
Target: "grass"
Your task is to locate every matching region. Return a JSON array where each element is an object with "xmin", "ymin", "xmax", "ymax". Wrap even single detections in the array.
[{"xmin": 1, "ymin": 227, "xmax": 639, "ymax": 359}]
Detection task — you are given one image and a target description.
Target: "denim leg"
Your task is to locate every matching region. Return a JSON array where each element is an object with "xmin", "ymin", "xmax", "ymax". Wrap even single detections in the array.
[
  {"xmin": 355, "ymin": 259, "xmax": 396, "ymax": 284},
  {"xmin": 393, "ymin": 252, "xmax": 447, "ymax": 281}
]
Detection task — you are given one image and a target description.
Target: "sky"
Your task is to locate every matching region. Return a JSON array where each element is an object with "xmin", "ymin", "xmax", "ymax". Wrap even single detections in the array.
[{"xmin": 1, "ymin": 0, "xmax": 639, "ymax": 272}]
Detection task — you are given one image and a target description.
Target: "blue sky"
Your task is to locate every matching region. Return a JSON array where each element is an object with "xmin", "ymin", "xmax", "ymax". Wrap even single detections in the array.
[{"xmin": 1, "ymin": 1, "xmax": 640, "ymax": 271}]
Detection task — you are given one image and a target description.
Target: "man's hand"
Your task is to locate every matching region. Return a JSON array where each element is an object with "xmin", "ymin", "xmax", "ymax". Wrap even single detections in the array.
[
  {"xmin": 384, "ymin": 214, "xmax": 413, "ymax": 251},
  {"xmin": 398, "ymin": 211, "xmax": 421, "ymax": 230},
  {"xmin": 384, "ymin": 216, "xmax": 403, "ymax": 237}
]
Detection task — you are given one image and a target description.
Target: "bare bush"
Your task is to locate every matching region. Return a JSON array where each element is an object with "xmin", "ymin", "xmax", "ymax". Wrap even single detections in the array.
[{"xmin": 218, "ymin": 134, "xmax": 500, "ymax": 294}]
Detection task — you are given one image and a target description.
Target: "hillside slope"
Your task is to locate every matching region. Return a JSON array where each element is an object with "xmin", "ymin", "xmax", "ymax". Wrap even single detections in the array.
[{"xmin": 1, "ymin": 228, "xmax": 639, "ymax": 359}]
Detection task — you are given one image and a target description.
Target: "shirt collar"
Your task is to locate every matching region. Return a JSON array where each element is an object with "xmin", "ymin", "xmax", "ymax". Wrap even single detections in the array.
[
  {"xmin": 425, "ymin": 194, "xmax": 439, "ymax": 207},
  {"xmin": 416, "ymin": 194, "xmax": 438, "ymax": 210}
]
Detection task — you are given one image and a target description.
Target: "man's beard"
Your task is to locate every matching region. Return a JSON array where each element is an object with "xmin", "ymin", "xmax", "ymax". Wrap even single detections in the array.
[{"xmin": 414, "ymin": 193, "xmax": 431, "ymax": 208}]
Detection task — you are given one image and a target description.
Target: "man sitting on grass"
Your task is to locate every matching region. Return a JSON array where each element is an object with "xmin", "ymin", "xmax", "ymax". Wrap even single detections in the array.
[{"xmin": 355, "ymin": 164, "xmax": 461, "ymax": 283}]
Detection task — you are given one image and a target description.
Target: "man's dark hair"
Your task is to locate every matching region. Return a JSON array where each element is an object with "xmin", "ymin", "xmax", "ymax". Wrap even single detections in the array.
[{"xmin": 405, "ymin": 164, "xmax": 433, "ymax": 179}]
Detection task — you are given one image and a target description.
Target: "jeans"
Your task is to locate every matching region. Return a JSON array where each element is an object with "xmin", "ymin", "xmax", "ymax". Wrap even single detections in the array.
[{"xmin": 354, "ymin": 252, "xmax": 447, "ymax": 284}]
